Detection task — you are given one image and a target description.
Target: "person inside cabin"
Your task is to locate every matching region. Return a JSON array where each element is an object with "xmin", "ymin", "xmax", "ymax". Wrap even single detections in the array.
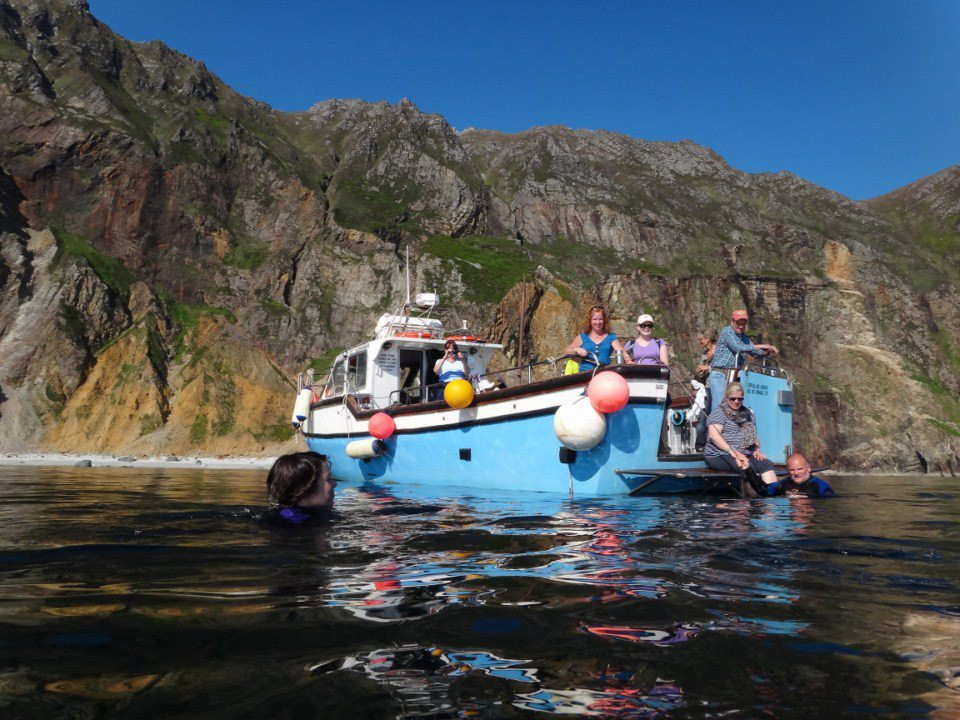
[
  {"xmin": 704, "ymin": 382, "xmax": 778, "ymax": 495},
  {"xmin": 709, "ymin": 310, "xmax": 779, "ymax": 411},
  {"xmin": 432, "ymin": 339, "xmax": 470, "ymax": 397},
  {"xmin": 265, "ymin": 451, "xmax": 336, "ymax": 523},
  {"xmin": 565, "ymin": 305, "xmax": 625, "ymax": 372},
  {"xmin": 765, "ymin": 453, "xmax": 835, "ymax": 497},
  {"xmin": 624, "ymin": 313, "xmax": 669, "ymax": 366}
]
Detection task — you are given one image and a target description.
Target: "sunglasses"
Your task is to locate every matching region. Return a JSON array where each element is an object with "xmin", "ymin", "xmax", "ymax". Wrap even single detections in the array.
[
  {"xmin": 734, "ymin": 320, "xmax": 748, "ymax": 325},
  {"xmin": 638, "ymin": 323, "xmax": 654, "ymax": 329},
  {"xmin": 728, "ymin": 397, "xmax": 744, "ymax": 402}
]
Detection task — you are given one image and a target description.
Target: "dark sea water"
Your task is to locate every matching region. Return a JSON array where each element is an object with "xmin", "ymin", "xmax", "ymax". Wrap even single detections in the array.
[{"xmin": 0, "ymin": 467, "xmax": 958, "ymax": 719}]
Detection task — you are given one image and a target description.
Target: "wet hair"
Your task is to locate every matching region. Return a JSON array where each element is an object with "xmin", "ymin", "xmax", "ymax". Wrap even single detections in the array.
[
  {"xmin": 444, "ymin": 339, "xmax": 458, "ymax": 350},
  {"xmin": 581, "ymin": 305, "xmax": 610, "ymax": 334},
  {"xmin": 724, "ymin": 382, "xmax": 745, "ymax": 399},
  {"xmin": 266, "ymin": 452, "xmax": 329, "ymax": 506}
]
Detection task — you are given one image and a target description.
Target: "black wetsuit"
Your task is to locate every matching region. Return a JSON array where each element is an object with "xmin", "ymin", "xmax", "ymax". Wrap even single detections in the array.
[{"xmin": 766, "ymin": 476, "xmax": 835, "ymax": 497}]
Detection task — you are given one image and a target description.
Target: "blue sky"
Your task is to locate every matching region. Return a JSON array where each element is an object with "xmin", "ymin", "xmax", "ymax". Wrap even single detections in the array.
[{"xmin": 88, "ymin": 0, "xmax": 959, "ymax": 200}]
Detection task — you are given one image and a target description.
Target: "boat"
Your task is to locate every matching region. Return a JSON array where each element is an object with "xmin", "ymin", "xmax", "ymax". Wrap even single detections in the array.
[{"xmin": 294, "ymin": 294, "xmax": 796, "ymax": 497}]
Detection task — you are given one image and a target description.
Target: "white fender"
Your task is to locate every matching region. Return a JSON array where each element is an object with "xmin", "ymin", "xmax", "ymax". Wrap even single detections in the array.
[
  {"xmin": 553, "ymin": 395, "xmax": 606, "ymax": 450},
  {"xmin": 291, "ymin": 388, "xmax": 312, "ymax": 427},
  {"xmin": 346, "ymin": 438, "xmax": 385, "ymax": 459}
]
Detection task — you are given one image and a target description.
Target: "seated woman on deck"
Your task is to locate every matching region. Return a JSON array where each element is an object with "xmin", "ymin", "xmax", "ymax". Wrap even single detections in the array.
[
  {"xmin": 265, "ymin": 452, "xmax": 336, "ymax": 524},
  {"xmin": 704, "ymin": 383, "xmax": 777, "ymax": 495},
  {"xmin": 565, "ymin": 305, "xmax": 625, "ymax": 372}
]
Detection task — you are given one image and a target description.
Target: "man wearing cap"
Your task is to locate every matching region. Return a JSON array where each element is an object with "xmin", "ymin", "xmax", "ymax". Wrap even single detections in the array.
[{"xmin": 708, "ymin": 310, "xmax": 779, "ymax": 411}]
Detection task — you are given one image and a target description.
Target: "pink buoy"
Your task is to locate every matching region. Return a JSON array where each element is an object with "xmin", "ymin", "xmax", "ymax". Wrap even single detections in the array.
[
  {"xmin": 587, "ymin": 371, "xmax": 630, "ymax": 414},
  {"xmin": 368, "ymin": 412, "xmax": 396, "ymax": 439}
]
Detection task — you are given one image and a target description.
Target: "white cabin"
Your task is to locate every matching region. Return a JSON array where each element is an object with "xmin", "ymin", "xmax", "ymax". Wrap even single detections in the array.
[{"xmin": 319, "ymin": 301, "xmax": 502, "ymax": 411}]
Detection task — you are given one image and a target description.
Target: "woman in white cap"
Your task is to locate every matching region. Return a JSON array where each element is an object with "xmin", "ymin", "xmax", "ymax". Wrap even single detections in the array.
[{"xmin": 625, "ymin": 314, "xmax": 669, "ymax": 366}]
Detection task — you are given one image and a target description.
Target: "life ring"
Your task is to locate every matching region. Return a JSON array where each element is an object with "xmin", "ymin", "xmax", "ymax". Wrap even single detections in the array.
[
  {"xmin": 446, "ymin": 334, "xmax": 482, "ymax": 342},
  {"xmin": 395, "ymin": 330, "xmax": 433, "ymax": 338}
]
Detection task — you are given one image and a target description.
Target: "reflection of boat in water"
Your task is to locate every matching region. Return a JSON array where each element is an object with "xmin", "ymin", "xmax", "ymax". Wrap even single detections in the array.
[
  {"xmin": 309, "ymin": 644, "xmax": 685, "ymax": 718},
  {"xmin": 296, "ymin": 292, "xmax": 796, "ymax": 496}
]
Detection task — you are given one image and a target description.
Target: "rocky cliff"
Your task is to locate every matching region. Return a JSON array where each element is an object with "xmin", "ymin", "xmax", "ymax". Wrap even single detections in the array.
[{"xmin": 1, "ymin": 0, "xmax": 957, "ymax": 470}]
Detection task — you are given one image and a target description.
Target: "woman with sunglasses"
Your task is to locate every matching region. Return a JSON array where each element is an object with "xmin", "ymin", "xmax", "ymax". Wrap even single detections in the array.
[
  {"xmin": 704, "ymin": 383, "xmax": 777, "ymax": 493},
  {"xmin": 624, "ymin": 313, "xmax": 669, "ymax": 366},
  {"xmin": 565, "ymin": 305, "xmax": 625, "ymax": 372}
]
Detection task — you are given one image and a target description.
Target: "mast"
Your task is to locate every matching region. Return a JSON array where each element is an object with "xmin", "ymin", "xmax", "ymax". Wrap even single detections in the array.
[
  {"xmin": 405, "ymin": 246, "xmax": 411, "ymax": 305},
  {"xmin": 519, "ymin": 273, "xmax": 526, "ymax": 365}
]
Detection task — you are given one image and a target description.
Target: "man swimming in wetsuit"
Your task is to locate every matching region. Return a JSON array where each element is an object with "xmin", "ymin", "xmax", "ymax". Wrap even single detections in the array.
[{"xmin": 766, "ymin": 452, "xmax": 835, "ymax": 497}]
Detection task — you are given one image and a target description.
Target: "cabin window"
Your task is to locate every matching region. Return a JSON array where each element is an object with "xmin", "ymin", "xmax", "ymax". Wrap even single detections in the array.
[
  {"xmin": 330, "ymin": 359, "xmax": 346, "ymax": 395},
  {"xmin": 347, "ymin": 351, "xmax": 367, "ymax": 390}
]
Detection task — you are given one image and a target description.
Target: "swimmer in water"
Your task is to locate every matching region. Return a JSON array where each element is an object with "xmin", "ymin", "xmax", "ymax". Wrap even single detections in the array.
[
  {"xmin": 266, "ymin": 451, "xmax": 336, "ymax": 523},
  {"xmin": 766, "ymin": 453, "xmax": 835, "ymax": 497}
]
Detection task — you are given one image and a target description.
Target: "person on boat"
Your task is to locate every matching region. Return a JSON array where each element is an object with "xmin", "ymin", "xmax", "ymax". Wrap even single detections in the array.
[
  {"xmin": 704, "ymin": 382, "xmax": 778, "ymax": 494},
  {"xmin": 688, "ymin": 377, "xmax": 710, "ymax": 452},
  {"xmin": 694, "ymin": 331, "xmax": 717, "ymax": 380},
  {"xmin": 565, "ymin": 305, "xmax": 625, "ymax": 372},
  {"xmin": 433, "ymin": 339, "xmax": 470, "ymax": 391},
  {"xmin": 709, "ymin": 310, "xmax": 779, "ymax": 410},
  {"xmin": 766, "ymin": 453, "xmax": 835, "ymax": 497},
  {"xmin": 266, "ymin": 451, "xmax": 336, "ymax": 523},
  {"xmin": 693, "ymin": 331, "xmax": 717, "ymax": 451},
  {"xmin": 624, "ymin": 314, "xmax": 669, "ymax": 366}
]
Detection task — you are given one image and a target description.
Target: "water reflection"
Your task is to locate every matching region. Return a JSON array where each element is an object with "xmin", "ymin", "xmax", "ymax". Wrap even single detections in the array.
[
  {"xmin": 311, "ymin": 644, "xmax": 685, "ymax": 719},
  {"xmin": 0, "ymin": 467, "xmax": 957, "ymax": 718}
]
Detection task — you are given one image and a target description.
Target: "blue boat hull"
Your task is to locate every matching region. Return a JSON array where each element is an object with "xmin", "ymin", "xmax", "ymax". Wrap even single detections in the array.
[{"xmin": 306, "ymin": 400, "xmax": 708, "ymax": 496}]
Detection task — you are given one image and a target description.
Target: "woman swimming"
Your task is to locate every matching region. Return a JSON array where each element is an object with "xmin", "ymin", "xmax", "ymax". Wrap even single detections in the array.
[{"xmin": 266, "ymin": 451, "xmax": 336, "ymax": 523}]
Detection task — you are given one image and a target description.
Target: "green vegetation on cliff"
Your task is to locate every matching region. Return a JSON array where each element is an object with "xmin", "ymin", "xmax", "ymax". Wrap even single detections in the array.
[
  {"xmin": 424, "ymin": 235, "xmax": 535, "ymax": 303},
  {"xmin": 51, "ymin": 226, "xmax": 137, "ymax": 297}
]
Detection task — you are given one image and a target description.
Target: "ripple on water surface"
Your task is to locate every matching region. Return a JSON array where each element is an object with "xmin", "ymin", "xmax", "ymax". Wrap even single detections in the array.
[{"xmin": 0, "ymin": 466, "xmax": 958, "ymax": 719}]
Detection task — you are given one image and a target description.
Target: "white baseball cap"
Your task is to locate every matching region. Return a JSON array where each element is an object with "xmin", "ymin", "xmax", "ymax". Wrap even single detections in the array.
[{"xmin": 636, "ymin": 314, "xmax": 655, "ymax": 325}]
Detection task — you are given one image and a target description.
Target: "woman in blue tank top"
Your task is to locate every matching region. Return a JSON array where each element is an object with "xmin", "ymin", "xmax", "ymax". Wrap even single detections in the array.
[{"xmin": 565, "ymin": 305, "xmax": 624, "ymax": 372}]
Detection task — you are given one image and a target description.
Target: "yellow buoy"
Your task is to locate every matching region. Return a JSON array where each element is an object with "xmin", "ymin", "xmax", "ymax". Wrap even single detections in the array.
[{"xmin": 444, "ymin": 379, "xmax": 475, "ymax": 409}]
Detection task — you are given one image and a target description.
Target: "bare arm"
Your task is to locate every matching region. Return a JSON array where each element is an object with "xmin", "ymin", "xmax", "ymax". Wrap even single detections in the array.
[
  {"xmin": 659, "ymin": 342, "xmax": 670, "ymax": 366},
  {"xmin": 565, "ymin": 335, "xmax": 587, "ymax": 357}
]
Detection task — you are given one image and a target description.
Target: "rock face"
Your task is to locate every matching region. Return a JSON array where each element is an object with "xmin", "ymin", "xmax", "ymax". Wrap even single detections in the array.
[{"xmin": 0, "ymin": 0, "xmax": 958, "ymax": 470}]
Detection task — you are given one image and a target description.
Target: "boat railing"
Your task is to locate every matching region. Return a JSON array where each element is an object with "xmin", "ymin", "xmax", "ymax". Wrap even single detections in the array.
[
  {"xmin": 385, "ymin": 354, "xmax": 586, "ymax": 408},
  {"xmin": 665, "ymin": 353, "xmax": 789, "ymax": 410},
  {"xmin": 474, "ymin": 354, "xmax": 587, "ymax": 391},
  {"xmin": 740, "ymin": 353, "xmax": 788, "ymax": 378}
]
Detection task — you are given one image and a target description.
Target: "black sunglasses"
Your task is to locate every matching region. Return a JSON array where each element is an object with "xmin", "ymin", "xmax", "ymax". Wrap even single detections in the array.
[
  {"xmin": 728, "ymin": 396, "xmax": 744, "ymax": 402},
  {"xmin": 638, "ymin": 323, "xmax": 654, "ymax": 329}
]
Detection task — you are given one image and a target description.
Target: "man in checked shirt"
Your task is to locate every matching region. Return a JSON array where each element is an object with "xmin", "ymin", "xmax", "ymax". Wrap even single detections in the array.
[{"xmin": 708, "ymin": 309, "xmax": 779, "ymax": 411}]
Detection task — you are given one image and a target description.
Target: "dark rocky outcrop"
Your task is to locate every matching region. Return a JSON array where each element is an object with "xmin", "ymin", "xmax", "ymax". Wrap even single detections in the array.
[{"xmin": 0, "ymin": 0, "xmax": 957, "ymax": 469}]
